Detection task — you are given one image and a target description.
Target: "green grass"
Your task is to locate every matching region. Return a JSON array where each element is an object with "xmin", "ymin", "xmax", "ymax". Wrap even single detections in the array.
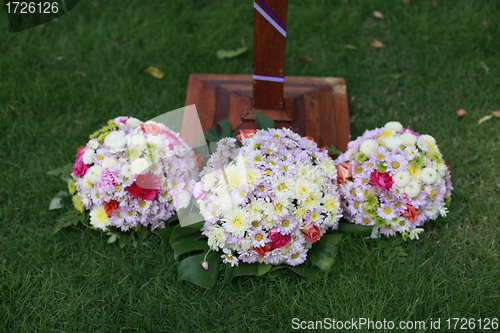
[{"xmin": 1, "ymin": 0, "xmax": 499, "ymax": 331}]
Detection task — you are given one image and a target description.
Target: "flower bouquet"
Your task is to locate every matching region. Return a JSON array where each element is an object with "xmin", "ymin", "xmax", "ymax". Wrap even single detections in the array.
[
  {"xmin": 52, "ymin": 116, "xmax": 198, "ymax": 245},
  {"xmin": 335, "ymin": 121, "xmax": 453, "ymax": 239},
  {"xmin": 196, "ymin": 127, "xmax": 342, "ymax": 267}
]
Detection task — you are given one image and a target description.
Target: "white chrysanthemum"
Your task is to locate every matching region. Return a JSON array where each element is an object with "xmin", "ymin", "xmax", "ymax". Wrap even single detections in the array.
[
  {"xmin": 393, "ymin": 170, "xmax": 411, "ymax": 188},
  {"xmin": 126, "ymin": 117, "xmax": 142, "ymax": 128},
  {"xmin": 131, "ymin": 158, "xmax": 150, "ymax": 175},
  {"xmin": 83, "ymin": 149, "xmax": 94, "ymax": 165},
  {"xmin": 360, "ymin": 139, "xmax": 378, "ymax": 155},
  {"xmin": 294, "ymin": 179, "xmax": 316, "ymax": 200},
  {"xmin": 404, "ymin": 180, "xmax": 421, "ymax": 198},
  {"xmin": 104, "ymin": 131, "xmax": 126, "ymax": 150},
  {"xmin": 88, "ymin": 139, "xmax": 99, "ymax": 150},
  {"xmin": 223, "ymin": 208, "xmax": 252, "ymax": 238},
  {"xmin": 89, "ymin": 206, "xmax": 110, "ymax": 230},
  {"xmin": 202, "ymin": 171, "xmax": 217, "ymax": 190},
  {"xmin": 147, "ymin": 135, "xmax": 162, "ymax": 147},
  {"xmin": 173, "ymin": 191, "xmax": 190, "ymax": 210},
  {"xmin": 417, "ymin": 134, "xmax": 436, "ymax": 152},
  {"xmin": 121, "ymin": 164, "xmax": 133, "ymax": 178},
  {"xmin": 102, "ymin": 157, "xmax": 118, "ymax": 168},
  {"xmin": 439, "ymin": 205, "xmax": 448, "ymax": 217},
  {"xmin": 420, "ymin": 167, "xmax": 437, "ymax": 184},
  {"xmin": 382, "ymin": 136, "xmax": 402, "ymax": 150},
  {"xmin": 400, "ymin": 133, "xmax": 417, "ymax": 146},
  {"xmin": 435, "ymin": 172, "xmax": 443, "ymax": 185},
  {"xmin": 130, "ymin": 134, "xmax": 146, "ymax": 147},
  {"xmin": 384, "ymin": 121, "xmax": 403, "ymax": 133},
  {"xmin": 86, "ymin": 165, "xmax": 102, "ymax": 184}
]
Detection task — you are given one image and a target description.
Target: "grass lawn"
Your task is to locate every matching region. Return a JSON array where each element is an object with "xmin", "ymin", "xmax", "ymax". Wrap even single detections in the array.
[{"xmin": 1, "ymin": 0, "xmax": 499, "ymax": 331}]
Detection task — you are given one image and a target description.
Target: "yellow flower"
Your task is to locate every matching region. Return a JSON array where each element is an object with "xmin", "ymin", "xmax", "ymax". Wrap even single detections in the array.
[
  {"xmin": 72, "ymin": 195, "xmax": 84, "ymax": 213},
  {"xmin": 67, "ymin": 180, "xmax": 76, "ymax": 195}
]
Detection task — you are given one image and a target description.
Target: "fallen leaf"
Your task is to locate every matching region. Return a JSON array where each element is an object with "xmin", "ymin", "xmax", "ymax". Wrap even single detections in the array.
[
  {"xmin": 480, "ymin": 61, "xmax": 489, "ymax": 75},
  {"xmin": 144, "ymin": 66, "xmax": 165, "ymax": 79},
  {"xmin": 344, "ymin": 44, "xmax": 358, "ymax": 50},
  {"xmin": 423, "ymin": 36, "xmax": 432, "ymax": 40},
  {"xmin": 293, "ymin": 57, "xmax": 312, "ymax": 62},
  {"xmin": 370, "ymin": 39, "xmax": 384, "ymax": 48},
  {"xmin": 216, "ymin": 46, "xmax": 248, "ymax": 60},
  {"xmin": 372, "ymin": 11, "xmax": 384, "ymax": 19},
  {"xmin": 402, "ymin": 0, "xmax": 411, "ymax": 3},
  {"xmin": 9, "ymin": 104, "xmax": 19, "ymax": 115},
  {"xmin": 113, "ymin": 36, "xmax": 127, "ymax": 43},
  {"xmin": 431, "ymin": 0, "xmax": 437, "ymax": 6},
  {"xmin": 74, "ymin": 71, "xmax": 87, "ymax": 77},
  {"xmin": 482, "ymin": 20, "xmax": 491, "ymax": 27},
  {"xmin": 456, "ymin": 109, "xmax": 466, "ymax": 117},
  {"xmin": 491, "ymin": 110, "xmax": 500, "ymax": 118},
  {"xmin": 478, "ymin": 115, "xmax": 493, "ymax": 124}
]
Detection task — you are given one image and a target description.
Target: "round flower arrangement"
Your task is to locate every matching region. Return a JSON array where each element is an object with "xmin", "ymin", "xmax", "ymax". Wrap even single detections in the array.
[
  {"xmin": 335, "ymin": 121, "xmax": 452, "ymax": 238},
  {"xmin": 70, "ymin": 116, "xmax": 198, "ymax": 232},
  {"xmin": 195, "ymin": 128, "xmax": 342, "ymax": 267}
]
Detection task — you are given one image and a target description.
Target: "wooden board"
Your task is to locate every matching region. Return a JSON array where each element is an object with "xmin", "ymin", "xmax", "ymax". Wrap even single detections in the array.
[{"xmin": 184, "ymin": 73, "xmax": 351, "ymax": 152}]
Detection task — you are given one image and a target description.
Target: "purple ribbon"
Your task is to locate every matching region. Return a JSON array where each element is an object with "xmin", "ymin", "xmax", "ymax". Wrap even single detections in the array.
[
  {"xmin": 253, "ymin": 0, "xmax": 287, "ymax": 37},
  {"xmin": 252, "ymin": 74, "xmax": 284, "ymax": 83}
]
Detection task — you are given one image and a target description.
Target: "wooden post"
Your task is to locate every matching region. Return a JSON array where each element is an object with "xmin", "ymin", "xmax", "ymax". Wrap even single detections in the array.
[{"xmin": 252, "ymin": 0, "xmax": 288, "ymax": 110}]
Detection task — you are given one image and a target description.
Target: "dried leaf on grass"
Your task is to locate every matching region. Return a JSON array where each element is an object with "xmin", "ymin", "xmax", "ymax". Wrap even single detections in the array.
[
  {"xmin": 456, "ymin": 109, "xmax": 467, "ymax": 117},
  {"xmin": 478, "ymin": 115, "xmax": 493, "ymax": 124},
  {"xmin": 372, "ymin": 11, "xmax": 384, "ymax": 19},
  {"xmin": 344, "ymin": 44, "xmax": 358, "ymax": 50},
  {"xmin": 491, "ymin": 110, "xmax": 500, "ymax": 118},
  {"xmin": 370, "ymin": 39, "xmax": 384, "ymax": 48},
  {"xmin": 293, "ymin": 57, "xmax": 312, "ymax": 62},
  {"xmin": 144, "ymin": 66, "xmax": 165, "ymax": 79},
  {"xmin": 482, "ymin": 21, "xmax": 491, "ymax": 27}
]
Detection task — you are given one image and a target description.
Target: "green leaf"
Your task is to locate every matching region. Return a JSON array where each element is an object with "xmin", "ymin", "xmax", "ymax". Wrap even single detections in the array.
[
  {"xmin": 178, "ymin": 251, "xmax": 220, "ymax": 289},
  {"xmin": 169, "ymin": 224, "xmax": 202, "ymax": 246},
  {"xmin": 217, "ymin": 119, "xmax": 232, "ymax": 138},
  {"xmin": 204, "ymin": 125, "xmax": 221, "ymax": 142},
  {"xmin": 224, "ymin": 263, "xmax": 259, "ymax": 285},
  {"xmin": 216, "ymin": 46, "xmax": 248, "ymax": 60},
  {"xmin": 254, "ymin": 111, "xmax": 276, "ymax": 130},
  {"xmin": 336, "ymin": 222, "xmax": 374, "ymax": 236},
  {"xmin": 47, "ymin": 164, "xmax": 72, "ymax": 179},
  {"xmin": 53, "ymin": 210, "xmax": 84, "ymax": 234},
  {"xmin": 289, "ymin": 265, "xmax": 322, "ymax": 280},
  {"xmin": 172, "ymin": 240, "xmax": 209, "ymax": 260},
  {"xmin": 307, "ymin": 237, "xmax": 339, "ymax": 271},
  {"xmin": 154, "ymin": 224, "xmax": 176, "ymax": 244},
  {"xmin": 326, "ymin": 145, "xmax": 342, "ymax": 156}
]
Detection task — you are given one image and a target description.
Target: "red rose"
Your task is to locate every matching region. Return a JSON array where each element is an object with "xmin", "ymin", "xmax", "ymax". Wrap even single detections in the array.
[
  {"xmin": 304, "ymin": 136, "xmax": 316, "ymax": 142},
  {"xmin": 254, "ymin": 243, "xmax": 273, "ymax": 258},
  {"xmin": 71, "ymin": 146, "xmax": 90, "ymax": 177},
  {"xmin": 104, "ymin": 200, "xmax": 119, "ymax": 218},
  {"xmin": 368, "ymin": 171, "xmax": 394, "ymax": 190},
  {"xmin": 126, "ymin": 181, "xmax": 159, "ymax": 200},
  {"xmin": 401, "ymin": 204, "xmax": 418, "ymax": 223},
  {"xmin": 268, "ymin": 228, "xmax": 291, "ymax": 249},
  {"xmin": 336, "ymin": 162, "xmax": 352, "ymax": 184},
  {"xmin": 303, "ymin": 224, "xmax": 321, "ymax": 243},
  {"xmin": 236, "ymin": 129, "xmax": 257, "ymax": 142}
]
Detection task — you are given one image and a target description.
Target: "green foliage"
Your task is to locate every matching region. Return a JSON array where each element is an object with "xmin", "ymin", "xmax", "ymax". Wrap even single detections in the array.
[{"xmin": 254, "ymin": 111, "xmax": 276, "ymax": 130}]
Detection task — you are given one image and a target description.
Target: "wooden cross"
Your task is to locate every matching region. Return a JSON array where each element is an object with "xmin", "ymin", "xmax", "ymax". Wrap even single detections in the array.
[{"xmin": 183, "ymin": 0, "xmax": 350, "ymax": 151}]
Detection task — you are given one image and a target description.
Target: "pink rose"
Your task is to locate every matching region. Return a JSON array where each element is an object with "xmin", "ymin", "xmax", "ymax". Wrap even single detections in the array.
[
  {"xmin": 141, "ymin": 122, "xmax": 162, "ymax": 135},
  {"xmin": 268, "ymin": 228, "xmax": 291, "ymax": 249},
  {"xmin": 71, "ymin": 146, "xmax": 90, "ymax": 177},
  {"xmin": 336, "ymin": 162, "xmax": 352, "ymax": 184},
  {"xmin": 368, "ymin": 171, "xmax": 394, "ymax": 190},
  {"xmin": 236, "ymin": 129, "xmax": 257, "ymax": 142},
  {"xmin": 303, "ymin": 224, "xmax": 321, "ymax": 243},
  {"xmin": 161, "ymin": 129, "xmax": 181, "ymax": 148}
]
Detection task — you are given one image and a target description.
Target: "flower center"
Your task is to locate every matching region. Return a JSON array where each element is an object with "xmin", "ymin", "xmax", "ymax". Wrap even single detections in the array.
[
  {"xmin": 139, "ymin": 200, "xmax": 147, "ymax": 207},
  {"xmin": 282, "ymin": 220, "xmax": 290, "ymax": 227},
  {"xmin": 391, "ymin": 161, "xmax": 400, "ymax": 169},
  {"xmin": 254, "ymin": 234, "xmax": 263, "ymax": 241},
  {"xmin": 291, "ymin": 253, "xmax": 299, "ymax": 259},
  {"xmin": 383, "ymin": 207, "xmax": 392, "ymax": 215}
]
